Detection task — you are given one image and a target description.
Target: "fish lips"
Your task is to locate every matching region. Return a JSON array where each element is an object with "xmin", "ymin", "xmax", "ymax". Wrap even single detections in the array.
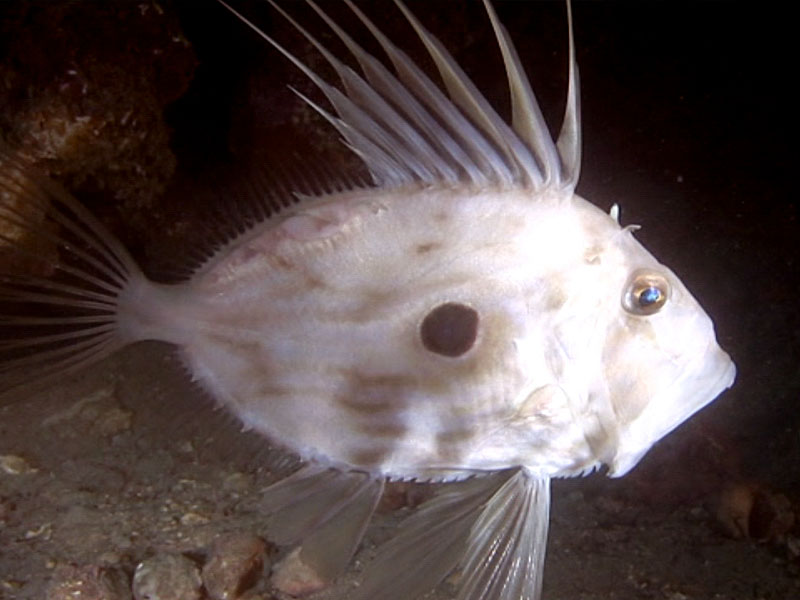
[{"xmin": 607, "ymin": 349, "xmax": 736, "ymax": 478}]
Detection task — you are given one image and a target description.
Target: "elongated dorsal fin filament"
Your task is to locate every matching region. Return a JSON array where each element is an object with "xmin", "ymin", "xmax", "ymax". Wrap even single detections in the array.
[{"xmin": 216, "ymin": 0, "xmax": 582, "ymax": 194}]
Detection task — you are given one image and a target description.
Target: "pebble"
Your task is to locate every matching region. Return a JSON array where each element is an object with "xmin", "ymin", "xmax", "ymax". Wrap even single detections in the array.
[
  {"xmin": 0, "ymin": 454, "xmax": 36, "ymax": 475},
  {"xmin": 45, "ymin": 564, "xmax": 132, "ymax": 600},
  {"xmin": 271, "ymin": 547, "xmax": 326, "ymax": 597},
  {"xmin": 202, "ymin": 532, "xmax": 268, "ymax": 599},
  {"xmin": 132, "ymin": 553, "xmax": 202, "ymax": 600},
  {"xmin": 715, "ymin": 481, "xmax": 795, "ymax": 541}
]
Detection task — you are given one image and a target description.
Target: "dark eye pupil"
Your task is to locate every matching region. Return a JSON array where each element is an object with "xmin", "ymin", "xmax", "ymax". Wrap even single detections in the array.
[
  {"xmin": 639, "ymin": 286, "xmax": 662, "ymax": 306},
  {"xmin": 420, "ymin": 302, "xmax": 479, "ymax": 357}
]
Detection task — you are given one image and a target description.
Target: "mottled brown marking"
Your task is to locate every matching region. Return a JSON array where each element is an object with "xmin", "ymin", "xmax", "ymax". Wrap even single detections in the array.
[
  {"xmin": 238, "ymin": 244, "xmax": 261, "ymax": 264},
  {"xmin": 545, "ymin": 289, "xmax": 567, "ymax": 311},
  {"xmin": 348, "ymin": 446, "xmax": 392, "ymax": 468},
  {"xmin": 266, "ymin": 252, "xmax": 329, "ymax": 294},
  {"xmin": 201, "ymin": 333, "xmax": 274, "ymax": 395},
  {"xmin": 336, "ymin": 394, "xmax": 400, "ymax": 415},
  {"xmin": 348, "ymin": 372, "xmax": 417, "ymax": 389},
  {"xmin": 271, "ymin": 254, "xmax": 295, "ymax": 270},
  {"xmin": 255, "ymin": 384, "xmax": 296, "ymax": 400},
  {"xmin": 436, "ymin": 427, "xmax": 479, "ymax": 444},
  {"xmin": 415, "ymin": 242, "xmax": 441, "ymax": 255},
  {"xmin": 300, "ymin": 272, "xmax": 328, "ymax": 291},
  {"xmin": 361, "ymin": 420, "xmax": 409, "ymax": 439},
  {"xmin": 434, "ymin": 427, "xmax": 475, "ymax": 464},
  {"xmin": 583, "ymin": 245, "xmax": 604, "ymax": 265},
  {"xmin": 348, "ymin": 288, "xmax": 394, "ymax": 324},
  {"xmin": 334, "ymin": 370, "xmax": 416, "ymax": 416}
]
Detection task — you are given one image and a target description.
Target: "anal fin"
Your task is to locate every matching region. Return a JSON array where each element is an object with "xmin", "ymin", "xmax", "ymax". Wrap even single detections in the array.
[
  {"xmin": 353, "ymin": 468, "xmax": 550, "ymax": 600},
  {"xmin": 256, "ymin": 465, "xmax": 384, "ymax": 594}
]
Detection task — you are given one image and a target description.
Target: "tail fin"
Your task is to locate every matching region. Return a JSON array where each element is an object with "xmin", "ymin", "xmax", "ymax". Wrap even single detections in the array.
[{"xmin": 0, "ymin": 145, "xmax": 145, "ymax": 395}]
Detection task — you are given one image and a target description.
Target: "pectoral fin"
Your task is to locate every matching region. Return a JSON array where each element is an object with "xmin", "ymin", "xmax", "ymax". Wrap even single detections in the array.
[{"xmin": 458, "ymin": 469, "xmax": 550, "ymax": 600}]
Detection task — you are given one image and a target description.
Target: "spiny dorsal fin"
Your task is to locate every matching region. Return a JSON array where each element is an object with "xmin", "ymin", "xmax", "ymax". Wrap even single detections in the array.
[
  {"xmin": 556, "ymin": 0, "xmax": 582, "ymax": 190},
  {"xmin": 482, "ymin": 0, "xmax": 560, "ymax": 186},
  {"xmin": 390, "ymin": 0, "xmax": 542, "ymax": 187},
  {"xmin": 217, "ymin": 0, "xmax": 582, "ymax": 193}
]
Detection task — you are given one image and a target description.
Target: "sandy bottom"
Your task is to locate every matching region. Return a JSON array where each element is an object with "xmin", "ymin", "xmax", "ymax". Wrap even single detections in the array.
[{"xmin": 0, "ymin": 343, "xmax": 795, "ymax": 600}]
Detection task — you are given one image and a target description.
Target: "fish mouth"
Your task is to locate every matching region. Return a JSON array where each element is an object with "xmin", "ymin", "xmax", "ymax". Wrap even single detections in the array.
[
  {"xmin": 716, "ymin": 354, "xmax": 737, "ymax": 390},
  {"xmin": 607, "ymin": 348, "xmax": 736, "ymax": 478}
]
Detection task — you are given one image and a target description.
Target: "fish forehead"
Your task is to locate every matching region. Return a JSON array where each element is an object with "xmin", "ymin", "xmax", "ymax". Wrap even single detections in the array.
[{"xmin": 171, "ymin": 186, "xmax": 625, "ymax": 478}]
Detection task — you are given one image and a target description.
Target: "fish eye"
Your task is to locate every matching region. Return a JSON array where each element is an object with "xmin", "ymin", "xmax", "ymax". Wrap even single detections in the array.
[
  {"xmin": 420, "ymin": 302, "xmax": 479, "ymax": 357},
  {"xmin": 622, "ymin": 270, "xmax": 670, "ymax": 316}
]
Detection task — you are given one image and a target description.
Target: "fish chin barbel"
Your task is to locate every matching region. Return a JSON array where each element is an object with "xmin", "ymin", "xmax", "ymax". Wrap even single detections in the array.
[{"xmin": 0, "ymin": 1, "xmax": 735, "ymax": 599}]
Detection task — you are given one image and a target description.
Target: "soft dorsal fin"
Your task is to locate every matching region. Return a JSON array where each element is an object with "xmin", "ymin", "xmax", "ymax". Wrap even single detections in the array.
[{"xmin": 217, "ymin": 0, "xmax": 582, "ymax": 193}]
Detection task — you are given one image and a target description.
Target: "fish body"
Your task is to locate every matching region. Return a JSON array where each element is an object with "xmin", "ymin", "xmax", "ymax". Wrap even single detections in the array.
[
  {"xmin": 0, "ymin": 1, "xmax": 735, "ymax": 599},
  {"xmin": 119, "ymin": 183, "xmax": 730, "ymax": 483}
]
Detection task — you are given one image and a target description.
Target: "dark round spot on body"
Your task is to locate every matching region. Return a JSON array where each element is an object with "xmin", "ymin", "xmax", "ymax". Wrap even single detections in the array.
[{"xmin": 420, "ymin": 302, "xmax": 479, "ymax": 357}]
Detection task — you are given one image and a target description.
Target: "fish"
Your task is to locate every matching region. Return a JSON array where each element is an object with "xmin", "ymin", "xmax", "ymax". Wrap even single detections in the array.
[{"xmin": 0, "ymin": 1, "xmax": 736, "ymax": 599}]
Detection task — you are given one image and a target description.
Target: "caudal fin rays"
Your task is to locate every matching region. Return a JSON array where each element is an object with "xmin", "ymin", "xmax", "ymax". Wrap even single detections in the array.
[{"xmin": 0, "ymin": 144, "xmax": 143, "ymax": 396}]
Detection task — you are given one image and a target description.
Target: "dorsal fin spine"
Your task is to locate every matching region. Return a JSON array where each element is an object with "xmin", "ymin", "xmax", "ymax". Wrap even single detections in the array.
[{"xmin": 216, "ymin": 0, "xmax": 582, "ymax": 193}]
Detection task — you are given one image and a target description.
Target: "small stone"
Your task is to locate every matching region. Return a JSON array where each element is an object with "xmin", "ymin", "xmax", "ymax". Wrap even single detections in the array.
[
  {"xmin": 179, "ymin": 511, "xmax": 210, "ymax": 526},
  {"xmin": 0, "ymin": 497, "xmax": 11, "ymax": 522},
  {"xmin": 786, "ymin": 535, "xmax": 800, "ymax": 564},
  {"xmin": 716, "ymin": 482, "xmax": 756, "ymax": 538},
  {"xmin": 716, "ymin": 482, "xmax": 794, "ymax": 541},
  {"xmin": 749, "ymin": 488, "xmax": 795, "ymax": 541},
  {"xmin": 223, "ymin": 472, "xmax": 254, "ymax": 494},
  {"xmin": 0, "ymin": 454, "xmax": 36, "ymax": 475},
  {"xmin": 132, "ymin": 553, "xmax": 202, "ymax": 600},
  {"xmin": 378, "ymin": 481, "xmax": 433, "ymax": 512},
  {"xmin": 95, "ymin": 405, "xmax": 133, "ymax": 437},
  {"xmin": 177, "ymin": 440, "xmax": 195, "ymax": 454},
  {"xmin": 688, "ymin": 505, "xmax": 706, "ymax": 520},
  {"xmin": 45, "ymin": 564, "xmax": 131, "ymax": 600},
  {"xmin": 24, "ymin": 522, "xmax": 52, "ymax": 540},
  {"xmin": 202, "ymin": 532, "xmax": 268, "ymax": 599},
  {"xmin": 271, "ymin": 547, "xmax": 326, "ymax": 597}
]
